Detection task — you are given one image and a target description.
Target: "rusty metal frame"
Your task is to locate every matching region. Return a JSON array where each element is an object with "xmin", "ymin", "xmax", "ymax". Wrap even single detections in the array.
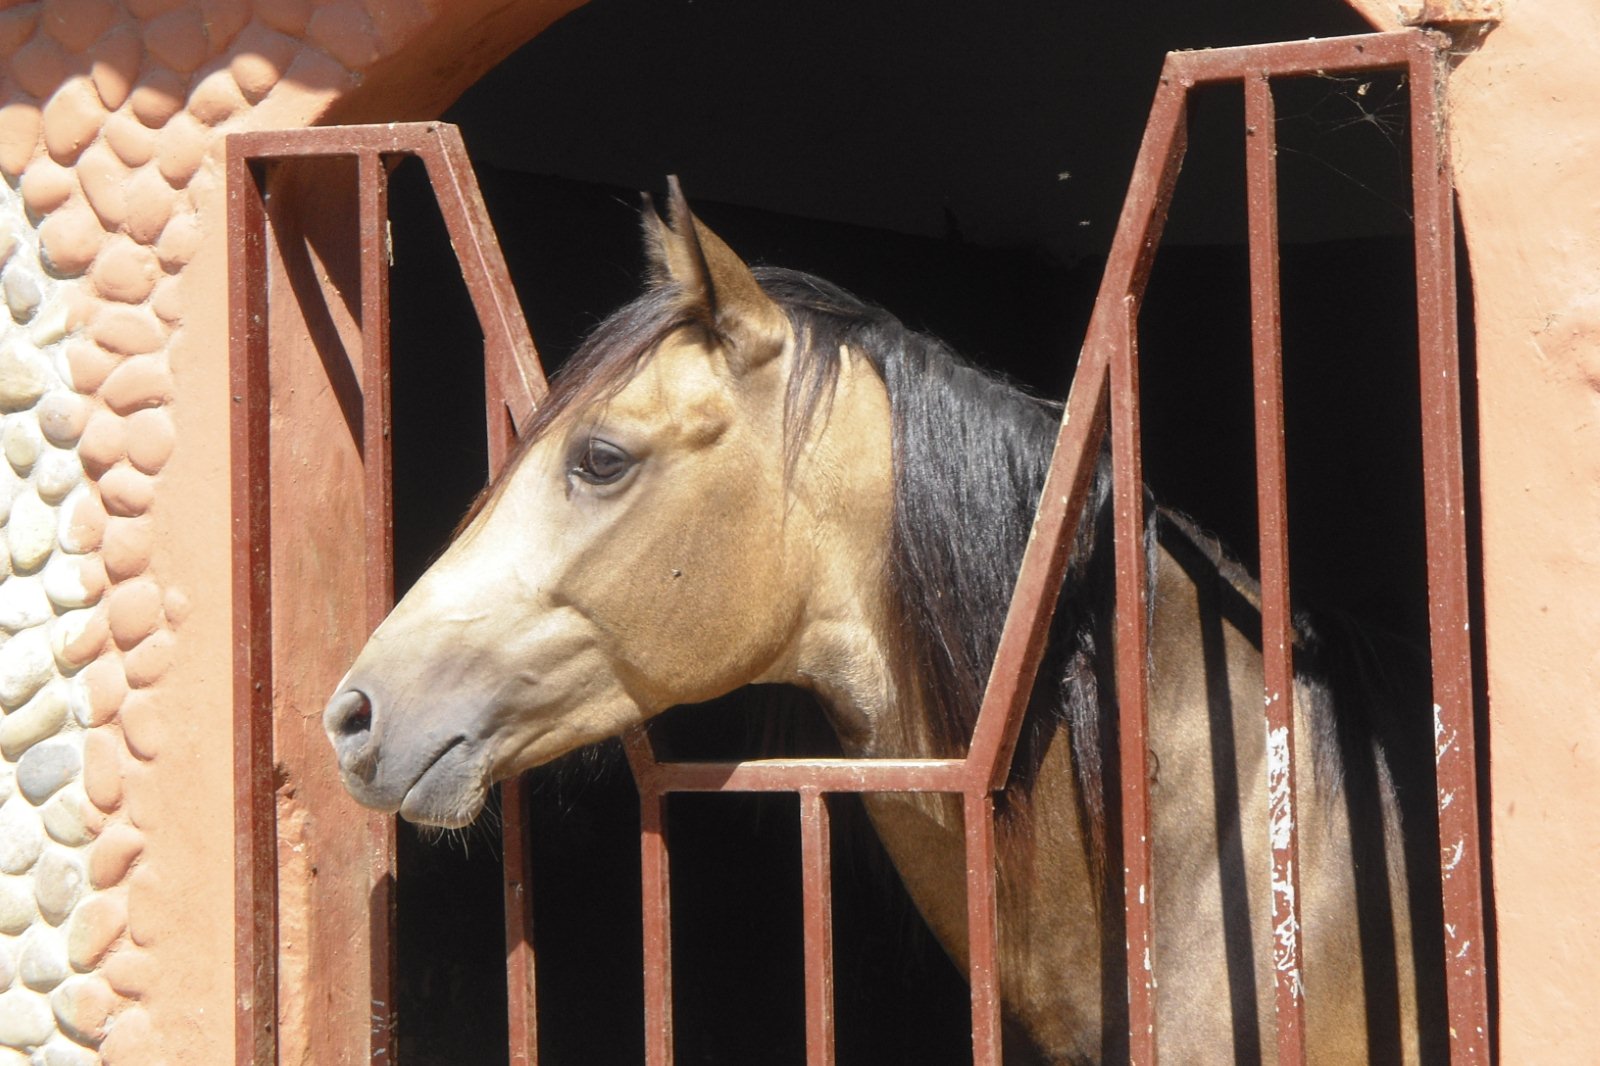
[
  {"xmin": 227, "ymin": 121, "xmax": 547, "ymax": 1065},
  {"xmin": 228, "ymin": 26, "xmax": 1489, "ymax": 1066}
]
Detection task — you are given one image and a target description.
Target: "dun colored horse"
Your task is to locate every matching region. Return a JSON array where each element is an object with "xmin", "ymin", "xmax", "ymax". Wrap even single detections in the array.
[{"xmin": 325, "ymin": 184, "xmax": 1444, "ymax": 1063}]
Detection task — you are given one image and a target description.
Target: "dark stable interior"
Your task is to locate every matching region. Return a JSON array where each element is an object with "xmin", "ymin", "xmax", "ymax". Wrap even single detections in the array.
[{"xmin": 377, "ymin": 2, "xmax": 1462, "ymax": 1062}]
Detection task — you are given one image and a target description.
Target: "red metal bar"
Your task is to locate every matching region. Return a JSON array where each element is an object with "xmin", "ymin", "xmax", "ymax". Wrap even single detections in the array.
[
  {"xmin": 228, "ymin": 146, "xmax": 278, "ymax": 1066},
  {"xmin": 1243, "ymin": 71, "xmax": 1309, "ymax": 1066},
  {"xmin": 963, "ymin": 790, "xmax": 1003, "ymax": 1066},
  {"xmin": 638, "ymin": 784, "xmax": 675, "ymax": 1066},
  {"xmin": 356, "ymin": 147, "xmax": 399, "ymax": 1065},
  {"xmin": 502, "ymin": 781, "xmax": 539, "ymax": 1064},
  {"xmin": 798, "ymin": 790, "xmax": 836, "ymax": 1066},
  {"xmin": 1405, "ymin": 35, "xmax": 1492, "ymax": 1066},
  {"xmin": 1165, "ymin": 31, "xmax": 1417, "ymax": 87},
  {"xmin": 1109, "ymin": 295, "xmax": 1156, "ymax": 1065}
]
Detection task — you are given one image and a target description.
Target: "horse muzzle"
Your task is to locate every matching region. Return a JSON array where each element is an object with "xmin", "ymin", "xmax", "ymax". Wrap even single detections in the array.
[{"xmin": 323, "ymin": 685, "xmax": 486, "ymax": 827}]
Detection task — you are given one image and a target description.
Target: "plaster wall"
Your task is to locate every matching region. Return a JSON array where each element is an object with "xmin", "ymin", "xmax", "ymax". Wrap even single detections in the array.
[{"xmin": 0, "ymin": 0, "xmax": 1592, "ymax": 1062}]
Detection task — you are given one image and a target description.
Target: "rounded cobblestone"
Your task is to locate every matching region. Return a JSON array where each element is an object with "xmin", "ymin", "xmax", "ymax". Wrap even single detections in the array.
[
  {"xmin": 76, "ymin": 142, "xmax": 131, "ymax": 233},
  {"xmin": 0, "ymin": 339, "xmax": 54, "ymax": 413},
  {"xmin": 7, "ymin": 488, "xmax": 57, "ymax": 572},
  {"xmin": 1, "ymin": 271, "xmax": 40, "ymax": 328},
  {"xmin": 35, "ymin": 202, "xmax": 102, "ymax": 278},
  {"xmin": 88, "ymin": 305, "xmax": 164, "ymax": 358},
  {"xmin": 56, "ymin": 486, "xmax": 105, "ymax": 556},
  {"xmin": 0, "ymin": 462, "xmax": 21, "ymax": 526},
  {"xmin": 101, "ymin": 113, "xmax": 155, "ymax": 170},
  {"xmin": 49, "ymin": 973, "xmax": 114, "ymax": 1047},
  {"xmin": 40, "ymin": 78, "xmax": 105, "ymax": 167},
  {"xmin": 16, "ymin": 742, "xmax": 80, "ymax": 807},
  {"xmin": 0, "ymin": 986, "xmax": 54, "ymax": 1049},
  {"xmin": 10, "ymin": 35, "xmax": 69, "ymax": 101},
  {"xmin": 95, "ymin": 468, "xmax": 152, "ymax": 518},
  {"xmin": 0, "ymin": 628, "xmax": 56, "ymax": 710},
  {"xmin": 50, "ymin": 608, "xmax": 107, "ymax": 673},
  {"xmin": 39, "ymin": 1037, "xmax": 98, "ymax": 1066},
  {"xmin": 0, "ymin": 875, "xmax": 35, "ymax": 935},
  {"xmin": 35, "ymin": 393, "xmax": 86, "ymax": 451},
  {"xmin": 124, "ymin": 166, "xmax": 177, "ymax": 247},
  {"xmin": 98, "ymin": 356, "xmax": 170, "ymax": 414},
  {"xmin": 88, "ymin": 26, "xmax": 143, "ymax": 112},
  {"xmin": 43, "ymin": 552, "xmax": 106, "ymax": 612},
  {"xmin": 0, "ymin": 682, "xmax": 66, "ymax": 763},
  {"xmin": 41, "ymin": 0, "xmax": 117, "ymax": 54},
  {"xmin": 0, "ymin": 800, "xmax": 44, "ymax": 874},
  {"xmin": 33, "ymin": 849, "xmax": 85, "ymax": 926},
  {"xmin": 62, "ymin": 343, "xmax": 115, "ymax": 396},
  {"xmin": 0, "ymin": 940, "xmax": 12, "ymax": 991},
  {"xmin": 126, "ymin": 68, "xmax": 185, "ymax": 130},
  {"xmin": 79, "ymin": 731, "xmax": 121, "ymax": 813},
  {"xmin": 0, "ymin": 575, "xmax": 51, "ymax": 634},
  {"xmin": 17, "ymin": 927, "xmax": 67, "ymax": 991},
  {"xmin": 89, "ymin": 237, "xmax": 158, "ymax": 305},
  {"xmin": 3, "ymin": 417, "xmax": 42, "ymax": 476},
  {"xmin": 65, "ymin": 891, "xmax": 123, "ymax": 971},
  {"xmin": 40, "ymin": 791, "xmax": 97, "ymax": 848},
  {"xmin": 33, "ymin": 447, "xmax": 82, "ymax": 505},
  {"xmin": 0, "ymin": 105, "xmax": 42, "ymax": 182}
]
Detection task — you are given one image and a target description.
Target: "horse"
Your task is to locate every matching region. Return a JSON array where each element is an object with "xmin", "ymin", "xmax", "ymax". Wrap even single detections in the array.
[{"xmin": 324, "ymin": 182, "xmax": 1445, "ymax": 1064}]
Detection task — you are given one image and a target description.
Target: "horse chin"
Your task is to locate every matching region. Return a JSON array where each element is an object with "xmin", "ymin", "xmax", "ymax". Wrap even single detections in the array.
[{"xmin": 395, "ymin": 738, "xmax": 490, "ymax": 829}]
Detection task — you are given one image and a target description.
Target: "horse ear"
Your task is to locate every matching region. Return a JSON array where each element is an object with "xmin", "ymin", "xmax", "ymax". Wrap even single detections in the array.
[{"xmin": 641, "ymin": 177, "xmax": 788, "ymax": 372}]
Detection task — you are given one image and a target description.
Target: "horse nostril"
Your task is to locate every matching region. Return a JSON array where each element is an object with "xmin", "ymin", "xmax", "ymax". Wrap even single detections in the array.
[
  {"xmin": 326, "ymin": 688, "xmax": 375, "ymax": 747},
  {"xmin": 336, "ymin": 691, "xmax": 371, "ymax": 737}
]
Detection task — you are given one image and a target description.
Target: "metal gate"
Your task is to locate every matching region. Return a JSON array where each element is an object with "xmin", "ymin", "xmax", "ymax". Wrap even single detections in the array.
[{"xmin": 228, "ymin": 28, "xmax": 1489, "ymax": 1066}]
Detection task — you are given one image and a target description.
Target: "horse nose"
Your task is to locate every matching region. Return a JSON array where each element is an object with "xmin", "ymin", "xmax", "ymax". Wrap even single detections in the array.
[{"xmin": 325, "ymin": 687, "xmax": 379, "ymax": 781}]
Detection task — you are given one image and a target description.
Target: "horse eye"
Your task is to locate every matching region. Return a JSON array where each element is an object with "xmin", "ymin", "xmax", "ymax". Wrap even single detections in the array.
[{"xmin": 573, "ymin": 439, "xmax": 633, "ymax": 485}]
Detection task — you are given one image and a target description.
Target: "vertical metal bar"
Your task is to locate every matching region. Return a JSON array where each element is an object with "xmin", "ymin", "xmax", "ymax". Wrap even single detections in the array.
[
  {"xmin": 1108, "ymin": 295, "xmax": 1156, "ymax": 1065},
  {"xmin": 1244, "ymin": 71, "xmax": 1309, "ymax": 1066},
  {"xmin": 1406, "ymin": 38, "xmax": 1491, "ymax": 1066},
  {"xmin": 639, "ymin": 786, "xmax": 675, "ymax": 1066},
  {"xmin": 963, "ymin": 790, "xmax": 1003, "ymax": 1066},
  {"xmin": 503, "ymin": 779, "xmax": 539, "ymax": 1065},
  {"xmin": 798, "ymin": 790, "xmax": 836, "ymax": 1066},
  {"xmin": 229, "ymin": 148, "xmax": 278, "ymax": 1066},
  {"xmin": 356, "ymin": 149, "xmax": 398, "ymax": 1064}
]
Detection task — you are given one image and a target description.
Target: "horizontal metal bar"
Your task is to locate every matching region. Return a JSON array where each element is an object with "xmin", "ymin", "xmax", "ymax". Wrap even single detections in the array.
[
  {"xmin": 637, "ymin": 756, "xmax": 971, "ymax": 794},
  {"xmin": 1164, "ymin": 30, "xmax": 1416, "ymax": 86}
]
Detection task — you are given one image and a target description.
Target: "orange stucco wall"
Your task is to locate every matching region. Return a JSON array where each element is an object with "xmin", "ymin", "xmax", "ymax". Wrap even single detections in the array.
[{"xmin": 0, "ymin": 0, "xmax": 1593, "ymax": 1062}]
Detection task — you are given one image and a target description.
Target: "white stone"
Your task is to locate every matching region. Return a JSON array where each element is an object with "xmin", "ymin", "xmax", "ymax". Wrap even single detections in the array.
[
  {"xmin": 16, "ymin": 927, "xmax": 66, "ymax": 992},
  {"xmin": 31, "ymin": 449, "xmax": 79, "ymax": 506},
  {"xmin": 0, "ymin": 682, "xmax": 67, "ymax": 761},
  {"xmin": 40, "ymin": 792, "xmax": 93, "ymax": 849},
  {"xmin": 61, "ymin": 680, "xmax": 89, "ymax": 733},
  {"xmin": 52, "ymin": 487, "xmax": 90, "ymax": 556},
  {"xmin": 31, "ymin": 850, "xmax": 82, "ymax": 928},
  {"xmin": 40, "ymin": 559, "xmax": 94, "ymax": 614},
  {"xmin": 0, "ymin": 1046, "xmax": 27, "ymax": 1066},
  {"xmin": 0, "ymin": 801, "xmax": 42, "ymax": 875},
  {"xmin": 47, "ymin": 614, "xmax": 96, "ymax": 676},
  {"xmin": 16, "ymin": 745, "xmax": 78, "ymax": 809},
  {"xmin": 37, "ymin": 1038, "xmax": 97, "ymax": 1066},
  {"xmin": 2, "ymin": 270, "xmax": 40, "ymax": 325},
  {"xmin": 0, "ymin": 629, "xmax": 54, "ymax": 710},
  {"xmin": 0, "ymin": 766, "xmax": 11, "ymax": 806},
  {"xmin": 6, "ymin": 490, "xmax": 53, "ymax": 573},
  {"xmin": 0, "ymin": 941, "xmax": 12, "ymax": 991},
  {"xmin": 0, "ymin": 876, "xmax": 34, "ymax": 935},
  {"xmin": 0, "ymin": 577, "xmax": 50, "ymax": 635},
  {"xmin": 1, "ymin": 417, "xmax": 40, "ymax": 476},
  {"xmin": 0, "ymin": 342, "xmax": 51, "ymax": 414},
  {"xmin": 0, "ymin": 987, "xmax": 53, "ymax": 1050},
  {"xmin": 26, "ymin": 303, "xmax": 69, "ymax": 350},
  {"xmin": 0, "ymin": 461, "xmax": 21, "ymax": 527}
]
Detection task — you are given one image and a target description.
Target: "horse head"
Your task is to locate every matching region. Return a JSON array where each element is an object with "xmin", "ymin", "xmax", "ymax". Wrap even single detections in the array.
[{"xmin": 324, "ymin": 182, "xmax": 895, "ymax": 826}]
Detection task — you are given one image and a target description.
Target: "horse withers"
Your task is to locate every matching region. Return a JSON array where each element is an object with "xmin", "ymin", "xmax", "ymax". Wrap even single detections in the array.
[{"xmin": 324, "ymin": 182, "xmax": 1444, "ymax": 1063}]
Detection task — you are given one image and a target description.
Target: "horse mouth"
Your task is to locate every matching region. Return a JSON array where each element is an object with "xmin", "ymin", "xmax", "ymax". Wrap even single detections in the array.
[{"xmin": 397, "ymin": 735, "xmax": 487, "ymax": 828}]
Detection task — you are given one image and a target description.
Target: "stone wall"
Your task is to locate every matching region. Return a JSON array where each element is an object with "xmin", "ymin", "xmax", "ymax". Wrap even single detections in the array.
[{"xmin": 0, "ymin": 1, "xmax": 580, "ymax": 1061}]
